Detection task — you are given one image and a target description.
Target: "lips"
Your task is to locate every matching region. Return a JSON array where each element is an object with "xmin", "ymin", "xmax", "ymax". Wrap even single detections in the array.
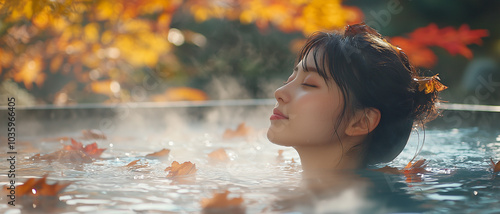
[{"xmin": 270, "ymin": 108, "xmax": 289, "ymax": 120}]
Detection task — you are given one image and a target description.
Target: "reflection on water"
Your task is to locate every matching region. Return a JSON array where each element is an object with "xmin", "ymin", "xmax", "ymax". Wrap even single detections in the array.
[{"xmin": 1, "ymin": 127, "xmax": 499, "ymax": 213}]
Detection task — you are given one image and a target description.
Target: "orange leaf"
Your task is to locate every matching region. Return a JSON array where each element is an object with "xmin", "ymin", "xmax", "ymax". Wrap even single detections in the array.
[
  {"xmin": 372, "ymin": 165, "xmax": 401, "ymax": 175},
  {"xmin": 81, "ymin": 129, "xmax": 107, "ymax": 140},
  {"xmin": 125, "ymin": 159, "xmax": 149, "ymax": 169},
  {"xmin": 201, "ymin": 190, "xmax": 244, "ymax": 209},
  {"xmin": 208, "ymin": 148, "xmax": 229, "ymax": 162},
  {"xmin": 165, "ymin": 161, "xmax": 197, "ymax": 178},
  {"xmin": 223, "ymin": 123, "xmax": 252, "ymax": 139},
  {"xmin": 490, "ymin": 158, "xmax": 500, "ymax": 173},
  {"xmin": 31, "ymin": 150, "xmax": 93, "ymax": 163},
  {"xmin": 414, "ymin": 74, "xmax": 448, "ymax": 94},
  {"xmin": 4, "ymin": 175, "xmax": 71, "ymax": 197},
  {"xmin": 146, "ymin": 148, "xmax": 171, "ymax": 158},
  {"xmin": 373, "ymin": 159, "xmax": 429, "ymax": 183},
  {"xmin": 389, "ymin": 23, "xmax": 488, "ymax": 68},
  {"xmin": 389, "ymin": 37, "xmax": 437, "ymax": 68},
  {"xmin": 67, "ymin": 138, "xmax": 106, "ymax": 158}
]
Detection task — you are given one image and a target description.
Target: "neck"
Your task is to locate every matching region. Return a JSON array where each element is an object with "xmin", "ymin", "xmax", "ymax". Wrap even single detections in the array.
[{"xmin": 294, "ymin": 141, "xmax": 363, "ymax": 172}]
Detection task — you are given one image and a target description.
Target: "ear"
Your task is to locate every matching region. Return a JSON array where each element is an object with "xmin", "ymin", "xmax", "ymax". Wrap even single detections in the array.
[{"xmin": 345, "ymin": 107, "xmax": 381, "ymax": 136}]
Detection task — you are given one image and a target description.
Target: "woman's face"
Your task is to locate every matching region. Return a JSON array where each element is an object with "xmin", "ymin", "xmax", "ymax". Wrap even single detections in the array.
[{"xmin": 267, "ymin": 51, "xmax": 346, "ymax": 147}]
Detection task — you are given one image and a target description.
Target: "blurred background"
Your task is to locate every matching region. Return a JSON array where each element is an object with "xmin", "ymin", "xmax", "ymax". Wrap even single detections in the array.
[{"xmin": 0, "ymin": 0, "xmax": 499, "ymax": 107}]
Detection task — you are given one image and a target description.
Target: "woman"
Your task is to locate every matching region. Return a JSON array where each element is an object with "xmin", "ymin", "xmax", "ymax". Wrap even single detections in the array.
[{"xmin": 267, "ymin": 23, "xmax": 446, "ymax": 172}]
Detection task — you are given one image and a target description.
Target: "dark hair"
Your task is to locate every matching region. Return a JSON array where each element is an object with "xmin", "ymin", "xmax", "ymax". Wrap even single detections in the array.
[{"xmin": 297, "ymin": 23, "xmax": 442, "ymax": 166}]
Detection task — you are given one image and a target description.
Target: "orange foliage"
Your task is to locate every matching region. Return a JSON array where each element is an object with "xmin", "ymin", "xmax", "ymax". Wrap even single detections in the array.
[
  {"xmin": 208, "ymin": 148, "xmax": 230, "ymax": 162},
  {"xmin": 415, "ymin": 74, "xmax": 448, "ymax": 94},
  {"xmin": 0, "ymin": 0, "xmax": 182, "ymax": 99},
  {"xmin": 64, "ymin": 138, "xmax": 106, "ymax": 159},
  {"xmin": 186, "ymin": 0, "xmax": 362, "ymax": 35},
  {"xmin": 201, "ymin": 190, "xmax": 244, "ymax": 210},
  {"xmin": 223, "ymin": 123, "xmax": 253, "ymax": 139},
  {"xmin": 4, "ymin": 175, "xmax": 71, "ymax": 197},
  {"xmin": 146, "ymin": 148, "xmax": 171, "ymax": 158},
  {"xmin": 390, "ymin": 23, "xmax": 489, "ymax": 68},
  {"xmin": 165, "ymin": 161, "xmax": 197, "ymax": 178},
  {"xmin": 151, "ymin": 87, "xmax": 209, "ymax": 102},
  {"xmin": 125, "ymin": 159, "xmax": 149, "ymax": 169},
  {"xmin": 374, "ymin": 159, "xmax": 429, "ymax": 183},
  {"xmin": 491, "ymin": 158, "xmax": 500, "ymax": 173}
]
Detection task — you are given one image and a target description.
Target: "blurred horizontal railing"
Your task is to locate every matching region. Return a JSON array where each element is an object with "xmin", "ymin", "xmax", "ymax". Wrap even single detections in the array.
[{"xmin": 4, "ymin": 99, "xmax": 500, "ymax": 112}]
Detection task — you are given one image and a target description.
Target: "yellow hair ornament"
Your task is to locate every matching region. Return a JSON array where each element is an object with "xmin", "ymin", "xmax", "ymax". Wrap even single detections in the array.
[{"xmin": 414, "ymin": 74, "xmax": 448, "ymax": 94}]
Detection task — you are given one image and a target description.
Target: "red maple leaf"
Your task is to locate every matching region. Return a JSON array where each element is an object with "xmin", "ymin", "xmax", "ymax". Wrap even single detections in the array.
[
  {"xmin": 64, "ymin": 138, "xmax": 106, "ymax": 158},
  {"xmin": 390, "ymin": 23, "xmax": 489, "ymax": 68}
]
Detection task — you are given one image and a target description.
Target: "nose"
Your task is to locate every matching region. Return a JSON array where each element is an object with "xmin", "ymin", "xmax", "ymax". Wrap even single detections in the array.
[{"xmin": 274, "ymin": 84, "xmax": 289, "ymax": 104}]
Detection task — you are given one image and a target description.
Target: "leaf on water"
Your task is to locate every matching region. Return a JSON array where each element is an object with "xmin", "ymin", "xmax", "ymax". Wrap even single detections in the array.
[
  {"xmin": 373, "ymin": 159, "xmax": 429, "ymax": 183},
  {"xmin": 373, "ymin": 166, "xmax": 401, "ymax": 175},
  {"xmin": 208, "ymin": 148, "xmax": 229, "ymax": 162},
  {"xmin": 31, "ymin": 150, "xmax": 93, "ymax": 163},
  {"xmin": 125, "ymin": 159, "xmax": 149, "ymax": 169},
  {"xmin": 223, "ymin": 123, "xmax": 252, "ymax": 139},
  {"xmin": 4, "ymin": 175, "xmax": 71, "ymax": 197},
  {"xmin": 81, "ymin": 129, "xmax": 107, "ymax": 140},
  {"xmin": 201, "ymin": 190, "xmax": 244, "ymax": 210},
  {"xmin": 165, "ymin": 161, "xmax": 197, "ymax": 178},
  {"xmin": 64, "ymin": 138, "xmax": 106, "ymax": 158},
  {"xmin": 490, "ymin": 158, "xmax": 500, "ymax": 173},
  {"xmin": 31, "ymin": 138, "xmax": 105, "ymax": 163},
  {"xmin": 146, "ymin": 148, "xmax": 171, "ymax": 158},
  {"xmin": 403, "ymin": 159, "xmax": 429, "ymax": 174}
]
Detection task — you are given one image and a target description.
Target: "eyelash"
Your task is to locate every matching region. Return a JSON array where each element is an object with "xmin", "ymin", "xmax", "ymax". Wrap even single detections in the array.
[
  {"xmin": 301, "ymin": 83, "xmax": 317, "ymax": 88},
  {"xmin": 283, "ymin": 81, "xmax": 317, "ymax": 88}
]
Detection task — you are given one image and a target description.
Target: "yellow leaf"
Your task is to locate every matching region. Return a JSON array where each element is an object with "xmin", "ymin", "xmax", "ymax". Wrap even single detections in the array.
[
  {"xmin": 84, "ymin": 23, "xmax": 99, "ymax": 43},
  {"xmin": 101, "ymin": 30, "xmax": 114, "ymax": 45},
  {"xmin": 14, "ymin": 57, "xmax": 45, "ymax": 90},
  {"xmin": 201, "ymin": 190, "xmax": 244, "ymax": 209}
]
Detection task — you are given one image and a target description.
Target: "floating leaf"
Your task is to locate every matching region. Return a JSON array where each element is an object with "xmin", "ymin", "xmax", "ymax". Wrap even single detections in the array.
[
  {"xmin": 223, "ymin": 123, "xmax": 252, "ymax": 139},
  {"xmin": 165, "ymin": 161, "xmax": 197, "ymax": 178},
  {"xmin": 201, "ymin": 190, "xmax": 244, "ymax": 210},
  {"xmin": 31, "ymin": 150, "xmax": 93, "ymax": 163},
  {"xmin": 208, "ymin": 148, "xmax": 229, "ymax": 162},
  {"xmin": 64, "ymin": 138, "xmax": 106, "ymax": 158},
  {"xmin": 4, "ymin": 175, "xmax": 71, "ymax": 197},
  {"xmin": 146, "ymin": 148, "xmax": 171, "ymax": 158},
  {"xmin": 373, "ymin": 159, "xmax": 428, "ymax": 183},
  {"xmin": 125, "ymin": 159, "xmax": 149, "ymax": 170},
  {"xmin": 490, "ymin": 158, "xmax": 500, "ymax": 173}
]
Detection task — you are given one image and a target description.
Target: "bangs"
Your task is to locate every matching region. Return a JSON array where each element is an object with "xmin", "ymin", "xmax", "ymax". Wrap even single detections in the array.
[{"xmin": 296, "ymin": 33, "xmax": 334, "ymax": 84}]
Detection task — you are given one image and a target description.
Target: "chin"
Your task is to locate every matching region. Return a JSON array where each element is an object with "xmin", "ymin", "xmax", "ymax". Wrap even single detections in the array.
[{"xmin": 267, "ymin": 128, "xmax": 292, "ymax": 147}]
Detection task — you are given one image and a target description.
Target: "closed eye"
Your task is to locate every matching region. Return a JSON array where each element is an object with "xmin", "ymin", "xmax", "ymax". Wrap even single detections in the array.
[{"xmin": 301, "ymin": 83, "xmax": 317, "ymax": 88}]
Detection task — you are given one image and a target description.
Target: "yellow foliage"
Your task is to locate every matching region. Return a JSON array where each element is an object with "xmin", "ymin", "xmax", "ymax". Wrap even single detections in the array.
[
  {"xmin": 84, "ymin": 23, "xmax": 100, "ymax": 43},
  {"xmin": 14, "ymin": 57, "xmax": 45, "ymax": 90},
  {"xmin": 90, "ymin": 80, "xmax": 114, "ymax": 95}
]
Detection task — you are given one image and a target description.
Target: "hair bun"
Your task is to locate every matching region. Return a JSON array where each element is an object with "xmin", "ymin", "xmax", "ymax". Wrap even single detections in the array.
[{"xmin": 412, "ymin": 74, "xmax": 447, "ymax": 123}]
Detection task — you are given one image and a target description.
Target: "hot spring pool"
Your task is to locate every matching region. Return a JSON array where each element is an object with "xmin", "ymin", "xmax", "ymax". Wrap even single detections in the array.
[{"xmin": 1, "ymin": 102, "xmax": 500, "ymax": 213}]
